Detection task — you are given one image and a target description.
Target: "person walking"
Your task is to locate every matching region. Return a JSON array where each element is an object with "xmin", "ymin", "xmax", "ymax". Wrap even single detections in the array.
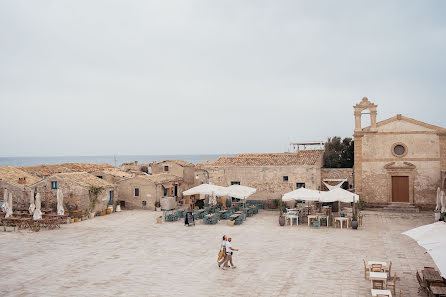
[
  {"xmin": 217, "ymin": 235, "xmax": 227, "ymax": 267},
  {"xmin": 222, "ymin": 236, "xmax": 238, "ymax": 270}
]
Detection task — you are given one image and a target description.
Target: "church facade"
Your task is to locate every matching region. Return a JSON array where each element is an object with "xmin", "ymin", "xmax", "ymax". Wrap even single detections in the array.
[{"xmin": 353, "ymin": 98, "xmax": 446, "ymax": 209}]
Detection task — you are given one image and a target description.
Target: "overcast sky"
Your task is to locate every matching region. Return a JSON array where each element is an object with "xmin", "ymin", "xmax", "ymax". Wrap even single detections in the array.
[{"xmin": 1, "ymin": 1, "xmax": 445, "ymax": 157}]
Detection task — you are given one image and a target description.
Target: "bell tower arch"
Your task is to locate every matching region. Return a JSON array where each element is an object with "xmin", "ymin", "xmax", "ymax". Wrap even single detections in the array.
[{"xmin": 354, "ymin": 97, "xmax": 378, "ymax": 132}]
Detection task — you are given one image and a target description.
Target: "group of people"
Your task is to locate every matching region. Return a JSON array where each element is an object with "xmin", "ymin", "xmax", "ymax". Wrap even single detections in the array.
[{"xmin": 217, "ymin": 235, "xmax": 238, "ymax": 270}]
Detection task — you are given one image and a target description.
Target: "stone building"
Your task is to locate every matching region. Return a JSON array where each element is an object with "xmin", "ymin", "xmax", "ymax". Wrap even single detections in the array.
[
  {"xmin": 0, "ymin": 166, "xmax": 42, "ymax": 204},
  {"xmin": 203, "ymin": 150, "xmax": 324, "ymax": 200},
  {"xmin": 353, "ymin": 97, "xmax": 446, "ymax": 209},
  {"xmin": 151, "ymin": 160, "xmax": 196, "ymax": 186},
  {"xmin": 20, "ymin": 163, "xmax": 114, "ymax": 178},
  {"xmin": 116, "ymin": 173, "xmax": 183, "ymax": 210},
  {"xmin": 32, "ymin": 172, "xmax": 115, "ymax": 214}
]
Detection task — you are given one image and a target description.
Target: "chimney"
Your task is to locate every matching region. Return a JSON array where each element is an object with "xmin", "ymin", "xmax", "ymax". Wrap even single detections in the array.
[{"xmin": 18, "ymin": 177, "xmax": 27, "ymax": 184}]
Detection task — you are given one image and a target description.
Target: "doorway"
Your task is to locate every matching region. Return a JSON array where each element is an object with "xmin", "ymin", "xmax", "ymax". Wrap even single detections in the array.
[{"xmin": 392, "ymin": 176, "xmax": 409, "ymax": 202}]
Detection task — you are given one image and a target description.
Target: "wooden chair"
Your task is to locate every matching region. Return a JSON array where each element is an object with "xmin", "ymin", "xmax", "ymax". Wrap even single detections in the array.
[
  {"xmin": 371, "ymin": 264, "xmax": 384, "ymax": 272},
  {"xmin": 386, "ymin": 261, "xmax": 392, "ymax": 278},
  {"xmin": 387, "ymin": 272, "xmax": 397, "ymax": 296},
  {"xmin": 372, "ymin": 280, "xmax": 385, "ymax": 290},
  {"xmin": 363, "ymin": 259, "xmax": 370, "ymax": 279},
  {"xmin": 416, "ymin": 271, "xmax": 428, "ymax": 296}
]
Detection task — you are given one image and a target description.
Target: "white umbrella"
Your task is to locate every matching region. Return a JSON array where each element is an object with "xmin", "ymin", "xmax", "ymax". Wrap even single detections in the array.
[
  {"xmin": 57, "ymin": 189, "xmax": 64, "ymax": 215},
  {"xmin": 29, "ymin": 189, "xmax": 35, "ymax": 215},
  {"xmin": 441, "ymin": 190, "xmax": 446, "ymax": 213},
  {"xmin": 225, "ymin": 185, "xmax": 256, "ymax": 200},
  {"xmin": 1, "ymin": 188, "xmax": 8, "ymax": 213},
  {"xmin": 436, "ymin": 187, "xmax": 442, "ymax": 211},
  {"xmin": 320, "ymin": 188, "xmax": 359, "ymax": 203},
  {"xmin": 282, "ymin": 188, "xmax": 321, "ymax": 202},
  {"xmin": 33, "ymin": 193, "xmax": 42, "ymax": 220},
  {"xmin": 183, "ymin": 184, "xmax": 228, "ymax": 197},
  {"xmin": 403, "ymin": 222, "xmax": 446, "ymax": 277},
  {"xmin": 5, "ymin": 192, "xmax": 13, "ymax": 218}
]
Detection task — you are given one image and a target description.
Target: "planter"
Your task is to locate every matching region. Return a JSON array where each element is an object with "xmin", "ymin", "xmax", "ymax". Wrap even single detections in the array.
[
  {"xmin": 279, "ymin": 216, "xmax": 285, "ymax": 226},
  {"xmin": 99, "ymin": 211, "xmax": 105, "ymax": 216},
  {"xmin": 351, "ymin": 220, "xmax": 359, "ymax": 230},
  {"xmin": 228, "ymin": 220, "xmax": 235, "ymax": 226},
  {"xmin": 82, "ymin": 216, "xmax": 88, "ymax": 221},
  {"xmin": 74, "ymin": 218, "xmax": 80, "ymax": 223},
  {"xmin": 156, "ymin": 216, "xmax": 163, "ymax": 224},
  {"xmin": 434, "ymin": 211, "xmax": 441, "ymax": 221},
  {"xmin": 106, "ymin": 208, "xmax": 112, "ymax": 215},
  {"xmin": 156, "ymin": 207, "xmax": 161, "ymax": 212},
  {"xmin": 89, "ymin": 213, "xmax": 95, "ymax": 219},
  {"xmin": 70, "ymin": 218, "xmax": 75, "ymax": 223},
  {"xmin": 116, "ymin": 205, "xmax": 121, "ymax": 212}
]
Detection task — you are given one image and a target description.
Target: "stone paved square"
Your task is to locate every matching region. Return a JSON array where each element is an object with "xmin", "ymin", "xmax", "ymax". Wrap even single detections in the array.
[{"xmin": 0, "ymin": 210, "xmax": 435, "ymax": 296}]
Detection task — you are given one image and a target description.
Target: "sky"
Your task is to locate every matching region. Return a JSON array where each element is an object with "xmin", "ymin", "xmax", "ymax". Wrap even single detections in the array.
[{"xmin": 1, "ymin": 1, "xmax": 445, "ymax": 157}]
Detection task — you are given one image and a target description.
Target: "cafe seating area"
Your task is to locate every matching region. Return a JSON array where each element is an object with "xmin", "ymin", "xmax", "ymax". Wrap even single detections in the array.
[
  {"xmin": 363, "ymin": 259, "xmax": 400, "ymax": 297},
  {"xmin": 416, "ymin": 267, "xmax": 446, "ymax": 297},
  {"xmin": 284, "ymin": 203, "xmax": 364, "ymax": 229},
  {"xmin": 1, "ymin": 203, "xmax": 68, "ymax": 232}
]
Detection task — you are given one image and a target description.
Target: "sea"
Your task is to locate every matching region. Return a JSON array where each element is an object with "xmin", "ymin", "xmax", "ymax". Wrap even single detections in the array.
[{"xmin": 0, "ymin": 154, "xmax": 232, "ymax": 167}]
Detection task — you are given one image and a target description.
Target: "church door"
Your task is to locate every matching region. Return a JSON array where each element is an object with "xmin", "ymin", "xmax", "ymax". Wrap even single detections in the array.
[{"xmin": 392, "ymin": 176, "xmax": 409, "ymax": 203}]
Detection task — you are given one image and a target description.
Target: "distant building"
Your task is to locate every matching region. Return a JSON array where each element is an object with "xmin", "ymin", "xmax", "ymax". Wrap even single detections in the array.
[
  {"xmin": 91, "ymin": 168, "xmax": 132, "ymax": 184},
  {"xmin": 353, "ymin": 97, "xmax": 446, "ymax": 208},
  {"xmin": 116, "ymin": 173, "xmax": 183, "ymax": 209},
  {"xmin": 21, "ymin": 163, "xmax": 114, "ymax": 178},
  {"xmin": 203, "ymin": 150, "xmax": 325, "ymax": 200}
]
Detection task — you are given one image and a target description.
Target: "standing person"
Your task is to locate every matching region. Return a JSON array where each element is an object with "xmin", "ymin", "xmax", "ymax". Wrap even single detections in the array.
[
  {"xmin": 222, "ymin": 237, "xmax": 238, "ymax": 270},
  {"xmin": 217, "ymin": 235, "xmax": 227, "ymax": 267}
]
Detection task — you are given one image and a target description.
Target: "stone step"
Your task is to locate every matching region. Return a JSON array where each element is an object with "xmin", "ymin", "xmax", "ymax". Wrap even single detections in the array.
[{"xmin": 382, "ymin": 204, "xmax": 419, "ymax": 213}]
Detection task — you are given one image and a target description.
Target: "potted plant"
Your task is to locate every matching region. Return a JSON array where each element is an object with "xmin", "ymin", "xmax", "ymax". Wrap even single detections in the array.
[
  {"xmin": 116, "ymin": 200, "xmax": 122, "ymax": 212},
  {"xmin": 278, "ymin": 200, "xmax": 285, "ymax": 226},
  {"xmin": 155, "ymin": 201, "xmax": 161, "ymax": 211},
  {"xmin": 351, "ymin": 200, "xmax": 359, "ymax": 230}
]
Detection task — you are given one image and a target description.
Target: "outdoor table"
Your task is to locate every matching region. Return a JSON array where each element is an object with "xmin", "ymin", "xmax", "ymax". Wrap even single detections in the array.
[
  {"xmin": 371, "ymin": 289, "xmax": 392, "ymax": 297},
  {"xmin": 335, "ymin": 217, "xmax": 349, "ymax": 229},
  {"xmin": 430, "ymin": 286, "xmax": 446, "ymax": 297},
  {"xmin": 423, "ymin": 269, "xmax": 443, "ymax": 285},
  {"xmin": 368, "ymin": 261, "xmax": 387, "ymax": 268},
  {"xmin": 285, "ymin": 212, "xmax": 299, "ymax": 226},
  {"xmin": 370, "ymin": 272, "xmax": 388, "ymax": 288},
  {"xmin": 234, "ymin": 211, "xmax": 242, "ymax": 215},
  {"xmin": 205, "ymin": 214, "xmax": 213, "ymax": 218},
  {"xmin": 197, "ymin": 209, "xmax": 205, "ymax": 213},
  {"xmin": 229, "ymin": 214, "xmax": 239, "ymax": 221}
]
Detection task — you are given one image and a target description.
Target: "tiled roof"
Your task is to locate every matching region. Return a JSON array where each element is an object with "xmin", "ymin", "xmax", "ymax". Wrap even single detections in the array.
[
  {"xmin": 54, "ymin": 172, "xmax": 114, "ymax": 188},
  {"xmin": 92, "ymin": 168, "xmax": 133, "ymax": 178},
  {"xmin": 160, "ymin": 160, "xmax": 195, "ymax": 167},
  {"xmin": 0, "ymin": 166, "xmax": 42, "ymax": 187},
  {"xmin": 138, "ymin": 173, "xmax": 183, "ymax": 184},
  {"xmin": 21, "ymin": 163, "xmax": 115, "ymax": 177},
  {"xmin": 211, "ymin": 150, "xmax": 324, "ymax": 167}
]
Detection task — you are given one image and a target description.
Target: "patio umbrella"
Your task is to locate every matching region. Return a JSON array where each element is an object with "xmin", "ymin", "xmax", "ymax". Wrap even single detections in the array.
[
  {"xmin": 29, "ymin": 189, "xmax": 35, "ymax": 215},
  {"xmin": 57, "ymin": 189, "xmax": 64, "ymax": 215},
  {"xmin": 282, "ymin": 188, "xmax": 321, "ymax": 202},
  {"xmin": 225, "ymin": 185, "xmax": 256, "ymax": 200},
  {"xmin": 33, "ymin": 193, "xmax": 42, "ymax": 220},
  {"xmin": 441, "ymin": 190, "xmax": 446, "ymax": 213},
  {"xmin": 1, "ymin": 188, "xmax": 8, "ymax": 213},
  {"xmin": 183, "ymin": 184, "xmax": 228, "ymax": 197},
  {"xmin": 403, "ymin": 222, "xmax": 446, "ymax": 277},
  {"xmin": 436, "ymin": 187, "xmax": 442, "ymax": 211},
  {"xmin": 6, "ymin": 192, "xmax": 13, "ymax": 218},
  {"xmin": 320, "ymin": 188, "xmax": 359, "ymax": 203}
]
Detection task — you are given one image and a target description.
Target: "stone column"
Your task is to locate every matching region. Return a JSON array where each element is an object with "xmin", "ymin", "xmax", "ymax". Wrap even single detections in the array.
[
  {"xmin": 370, "ymin": 107, "xmax": 378, "ymax": 131},
  {"xmin": 354, "ymin": 110, "xmax": 362, "ymax": 132}
]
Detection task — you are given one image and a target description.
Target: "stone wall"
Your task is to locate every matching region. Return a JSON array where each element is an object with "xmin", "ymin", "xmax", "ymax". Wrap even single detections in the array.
[
  {"xmin": 205, "ymin": 165, "xmax": 322, "ymax": 200},
  {"xmin": 320, "ymin": 168, "xmax": 354, "ymax": 190},
  {"xmin": 32, "ymin": 177, "xmax": 113, "ymax": 214},
  {"xmin": 117, "ymin": 178, "xmax": 157, "ymax": 209}
]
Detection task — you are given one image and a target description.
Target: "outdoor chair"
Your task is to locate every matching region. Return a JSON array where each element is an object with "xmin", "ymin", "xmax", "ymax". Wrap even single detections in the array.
[
  {"xmin": 372, "ymin": 280, "xmax": 385, "ymax": 290},
  {"xmin": 234, "ymin": 216, "xmax": 243, "ymax": 225},
  {"xmin": 371, "ymin": 264, "xmax": 384, "ymax": 272},
  {"xmin": 387, "ymin": 272, "xmax": 397, "ymax": 296},
  {"xmin": 417, "ymin": 271, "xmax": 428, "ymax": 296},
  {"xmin": 363, "ymin": 259, "xmax": 370, "ymax": 280},
  {"xmin": 386, "ymin": 261, "xmax": 392, "ymax": 278}
]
